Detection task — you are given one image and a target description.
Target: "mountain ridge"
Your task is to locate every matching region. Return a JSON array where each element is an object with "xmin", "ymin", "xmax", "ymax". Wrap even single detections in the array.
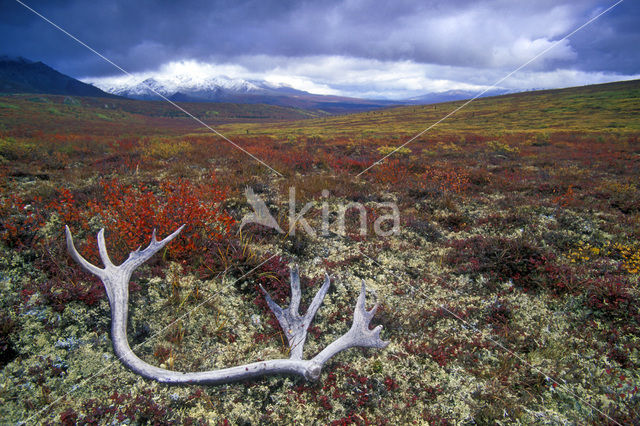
[
  {"xmin": 90, "ymin": 73, "xmax": 401, "ymax": 113},
  {"xmin": 90, "ymin": 72, "xmax": 521, "ymax": 110},
  {"xmin": 0, "ymin": 56, "xmax": 119, "ymax": 99}
]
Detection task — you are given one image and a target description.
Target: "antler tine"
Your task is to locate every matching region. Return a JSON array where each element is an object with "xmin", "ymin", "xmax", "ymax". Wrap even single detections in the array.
[
  {"xmin": 351, "ymin": 281, "xmax": 387, "ymax": 348},
  {"xmin": 260, "ymin": 267, "xmax": 332, "ymax": 360},
  {"xmin": 259, "ymin": 284, "xmax": 284, "ymax": 318},
  {"xmin": 121, "ymin": 224, "xmax": 185, "ymax": 273},
  {"xmin": 97, "ymin": 229, "xmax": 115, "ymax": 269},
  {"xmin": 67, "ymin": 226, "xmax": 388, "ymax": 385},
  {"xmin": 65, "ymin": 225, "xmax": 105, "ymax": 278},
  {"xmin": 354, "ymin": 280, "xmax": 381, "ymax": 326},
  {"xmin": 289, "ymin": 265, "xmax": 301, "ymax": 315},
  {"xmin": 303, "ymin": 273, "xmax": 331, "ymax": 329},
  {"xmin": 311, "ymin": 281, "xmax": 388, "ymax": 369}
]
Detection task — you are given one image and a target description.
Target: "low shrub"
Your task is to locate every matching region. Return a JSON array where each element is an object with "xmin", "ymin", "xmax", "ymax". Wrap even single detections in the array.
[
  {"xmin": 447, "ymin": 236, "xmax": 558, "ymax": 292},
  {"xmin": 53, "ymin": 174, "xmax": 234, "ymax": 265},
  {"xmin": 487, "ymin": 140, "xmax": 520, "ymax": 155},
  {"xmin": 17, "ymin": 174, "xmax": 235, "ymax": 312},
  {"xmin": 585, "ymin": 276, "xmax": 636, "ymax": 320}
]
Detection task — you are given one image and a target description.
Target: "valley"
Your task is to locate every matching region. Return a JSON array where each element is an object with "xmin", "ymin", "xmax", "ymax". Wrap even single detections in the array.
[{"xmin": 0, "ymin": 80, "xmax": 639, "ymax": 424}]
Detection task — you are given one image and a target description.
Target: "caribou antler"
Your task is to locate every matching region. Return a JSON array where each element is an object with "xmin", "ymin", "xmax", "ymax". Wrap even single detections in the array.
[{"xmin": 65, "ymin": 225, "xmax": 388, "ymax": 384}]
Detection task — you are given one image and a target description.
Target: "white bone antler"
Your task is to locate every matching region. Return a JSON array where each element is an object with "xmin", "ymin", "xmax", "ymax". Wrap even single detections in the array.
[{"xmin": 65, "ymin": 225, "xmax": 388, "ymax": 384}]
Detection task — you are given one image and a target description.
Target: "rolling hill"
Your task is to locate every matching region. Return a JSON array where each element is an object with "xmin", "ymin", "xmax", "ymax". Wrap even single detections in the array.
[
  {"xmin": 0, "ymin": 56, "xmax": 119, "ymax": 99},
  {"xmin": 220, "ymin": 78, "xmax": 640, "ymax": 137}
]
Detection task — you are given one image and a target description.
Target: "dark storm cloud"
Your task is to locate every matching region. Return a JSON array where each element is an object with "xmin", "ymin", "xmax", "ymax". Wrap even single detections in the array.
[
  {"xmin": 0, "ymin": 0, "xmax": 638, "ymax": 78},
  {"xmin": 0, "ymin": 0, "xmax": 296, "ymax": 75},
  {"xmin": 569, "ymin": 0, "xmax": 640, "ymax": 74}
]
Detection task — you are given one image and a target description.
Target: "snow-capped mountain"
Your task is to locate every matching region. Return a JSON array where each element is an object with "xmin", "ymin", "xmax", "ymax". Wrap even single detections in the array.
[
  {"xmin": 89, "ymin": 74, "xmax": 400, "ymax": 112},
  {"xmin": 89, "ymin": 71, "xmax": 517, "ymax": 112},
  {"xmin": 97, "ymin": 74, "xmax": 275, "ymax": 101}
]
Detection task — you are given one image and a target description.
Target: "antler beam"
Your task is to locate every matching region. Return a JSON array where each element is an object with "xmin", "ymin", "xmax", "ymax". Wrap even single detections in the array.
[{"xmin": 65, "ymin": 226, "xmax": 388, "ymax": 384}]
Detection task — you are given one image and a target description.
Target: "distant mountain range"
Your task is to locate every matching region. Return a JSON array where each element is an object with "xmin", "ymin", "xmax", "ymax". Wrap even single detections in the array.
[
  {"xmin": 91, "ymin": 74, "xmax": 513, "ymax": 109},
  {"xmin": 0, "ymin": 56, "xmax": 512, "ymax": 112},
  {"xmin": 0, "ymin": 56, "xmax": 119, "ymax": 98},
  {"xmin": 406, "ymin": 88, "xmax": 512, "ymax": 104},
  {"xmin": 88, "ymin": 75, "xmax": 401, "ymax": 113}
]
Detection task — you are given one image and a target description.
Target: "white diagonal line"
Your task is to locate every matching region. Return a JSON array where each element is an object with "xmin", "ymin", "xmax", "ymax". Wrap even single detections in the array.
[
  {"xmin": 356, "ymin": 0, "xmax": 625, "ymax": 177},
  {"xmin": 23, "ymin": 252, "xmax": 280, "ymax": 424},
  {"xmin": 356, "ymin": 249, "xmax": 622, "ymax": 426},
  {"xmin": 14, "ymin": 0, "xmax": 283, "ymax": 177}
]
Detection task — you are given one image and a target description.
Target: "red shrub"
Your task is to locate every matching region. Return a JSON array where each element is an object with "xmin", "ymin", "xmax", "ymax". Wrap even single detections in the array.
[
  {"xmin": 446, "ymin": 236, "xmax": 571, "ymax": 293},
  {"xmin": 18, "ymin": 174, "xmax": 235, "ymax": 312},
  {"xmin": 65, "ymin": 174, "xmax": 234, "ymax": 264},
  {"xmin": 422, "ymin": 166, "xmax": 471, "ymax": 195},
  {"xmin": 586, "ymin": 277, "xmax": 636, "ymax": 319},
  {"xmin": 0, "ymin": 193, "xmax": 42, "ymax": 248},
  {"xmin": 371, "ymin": 160, "xmax": 413, "ymax": 187}
]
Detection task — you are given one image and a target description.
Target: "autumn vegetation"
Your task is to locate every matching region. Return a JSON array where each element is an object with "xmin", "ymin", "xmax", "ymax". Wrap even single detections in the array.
[{"xmin": 0, "ymin": 79, "xmax": 639, "ymax": 423}]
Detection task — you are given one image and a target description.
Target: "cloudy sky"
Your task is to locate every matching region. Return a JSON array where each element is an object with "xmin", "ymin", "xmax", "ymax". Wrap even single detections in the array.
[{"xmin": 1, "ymin": 0, "xmax": 639, "ymax": 99}]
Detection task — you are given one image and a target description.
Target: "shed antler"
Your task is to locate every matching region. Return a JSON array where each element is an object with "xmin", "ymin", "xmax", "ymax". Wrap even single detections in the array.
[{"xmin": 65, "ymin": 226, "xmax": 388, "ymax": 384}]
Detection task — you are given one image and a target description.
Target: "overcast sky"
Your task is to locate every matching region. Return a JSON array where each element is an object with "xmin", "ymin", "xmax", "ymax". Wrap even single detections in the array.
[{"xmin": 1, "ymin": 0, "xmax": 639, "ymax": 99}]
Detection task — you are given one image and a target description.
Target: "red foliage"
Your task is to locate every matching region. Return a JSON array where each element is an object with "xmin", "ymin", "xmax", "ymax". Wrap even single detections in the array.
[
  {"xmin": 383, "ymin": 376, "xmax": 399, "ymax": 391},
  {"xmin": 32, "ymin": 277, "xmax": 105, "ymax": 313},
  {"xmin": 62, "ymin": 174, "xmax": 234, "ymax": 265},
  {"xmin": 446, "ymin": 236, "xmax": 575, "ymax": 293},
  {"xmin": 59, "ymin": 408, "xmax": 78, "ymax": 425},
  {"xmin": 404, "ymin": 338, "xmax": 462, "ymax": 367},
  {"xmin": 14, "ymin": 174, "xmax": 235, "ymax": 312},
  {"xmin": 371, "ymin": 160, "xmax": 413, "ymax": 187},
  {"xmin": 586, "ymin": 277, "xmax": 636, "ymax": 319},
  {"xmin": 0, "ymin": 193, "xmax": 42, "ymax": 248},
  {"xmin": 421, "ymin": 165, "xmax": 471, "ymax": 195},
  {"xmin": 327, "ymin": 156, "xmax": 370, "ymax": 174},
  {"xmin": 64, "ymin": 389, "xmax": 171, "ymax": 424},
  {"xmin": 251, "ymin": 255, "xmax": 292, "ymax": 310}
]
